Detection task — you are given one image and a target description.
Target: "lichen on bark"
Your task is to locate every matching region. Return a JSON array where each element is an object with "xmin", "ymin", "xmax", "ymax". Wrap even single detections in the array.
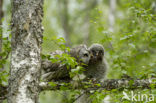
[{"xmin": 8, "ymin": 0, "xmax": 44, "ymax": 103}]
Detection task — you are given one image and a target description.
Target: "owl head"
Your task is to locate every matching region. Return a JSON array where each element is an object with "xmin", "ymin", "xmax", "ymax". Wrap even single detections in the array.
[
  {"xmin": 89, "ymin": 43, "xmax": 104, "ymax": 62},
  {"xmin": 70, "ymin": 44, "xmax": 90, "ymax": 64}
]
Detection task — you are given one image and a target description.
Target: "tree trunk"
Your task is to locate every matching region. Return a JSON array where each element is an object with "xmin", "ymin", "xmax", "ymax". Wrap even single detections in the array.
[
  {"xmin": 108, "ymin": 0, "xmax": 116, "ymax": 32},
  {"xmin": 58, "ymin": 0, "xmax": 71, "ymax": 47},
  {"xmin": 83, "ymin": 0, "xmax": 97, "ymax": 45},
  {"xmin": 8, "ymin": 0, "xmax": 44, "ymax": 103},
  {"xmin": 83, "ymin": 11, "xmax": 90, "ymax": 45}
]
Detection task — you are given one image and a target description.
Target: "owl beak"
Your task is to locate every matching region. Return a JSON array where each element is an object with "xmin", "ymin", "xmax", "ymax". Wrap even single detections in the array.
[
  {"xmin": 96, "ymin": 51, "xmax": 99, "ymax": 56},
  {"xmin": 90, "ymin": 53, "xmax": 93, "ymax": 58},
  {"xmin": 93, "ymin": 53, "xmax": 98, "ymax": 59}
]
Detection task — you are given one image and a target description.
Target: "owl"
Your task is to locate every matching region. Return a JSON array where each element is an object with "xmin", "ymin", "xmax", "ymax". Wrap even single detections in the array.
[
  {"xmin": 84, "ymin": 43, "xmax": 108, "ymax": 82},
  {"xmin": 41, "ymin": 44, "xmax": 90, "ymax": 81},
  {"xmin": 76, "ymin": 44, "xmax": 109, "ymax": 103}
]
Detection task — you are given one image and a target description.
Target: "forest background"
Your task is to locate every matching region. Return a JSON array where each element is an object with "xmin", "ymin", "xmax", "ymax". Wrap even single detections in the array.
[{"xmin": 0, "ymin": 0, "xmax": 156, "ymax": 103}]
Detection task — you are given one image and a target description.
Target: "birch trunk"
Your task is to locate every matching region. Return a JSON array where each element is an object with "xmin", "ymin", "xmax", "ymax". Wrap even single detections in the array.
[{"xmin": 8, "ymin": 0, "xmax": 44, "ymax": 103}]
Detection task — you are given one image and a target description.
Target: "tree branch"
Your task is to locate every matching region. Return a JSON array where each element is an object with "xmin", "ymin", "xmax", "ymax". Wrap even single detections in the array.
[
  {"xmin": 0, "ymin": 78, "xmax": 155, "ymax": 101},
  {"xmin": 39, "ymin": 78, "xmax": 156, "ymax": 91}
]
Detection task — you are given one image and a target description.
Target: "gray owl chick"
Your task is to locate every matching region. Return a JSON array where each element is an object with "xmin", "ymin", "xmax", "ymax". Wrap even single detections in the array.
[
  {"xmin": 76, "ymin": 44, "xmax": 108, "ymax": 103},
  {"xmin": 69, "ymin": 44, "xmax": 90, "ymax": 64},
  {"xmin": 41, "ymin": 44, "xmax": 90, "ymax": 81},
  {"xmin": 84, "ymin": 43, "xmax": 108, "ymax": 82}
]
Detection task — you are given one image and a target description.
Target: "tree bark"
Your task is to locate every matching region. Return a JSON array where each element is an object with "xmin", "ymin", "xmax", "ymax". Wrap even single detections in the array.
[
  {"xmin": 40, "ymin": 78, "xmax": 155, "ymax": 91},
  {"xmin": 1, "ymin": 78, "xmax": 155, "ymax": 101},
  {"xmin": 8, "ymin": 0, "xmax": 44, "ymax": 103}
]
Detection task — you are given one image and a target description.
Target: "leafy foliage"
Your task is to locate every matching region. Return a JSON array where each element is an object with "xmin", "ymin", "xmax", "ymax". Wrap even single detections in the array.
[
  {"xmin": 1, "ymin": 0, "xmax": 156, "ymax": 103},
  {"xmin": 40, "ymin": 0, "xmax": 156, "ymax": 102},
  {"xmin": 0, "ymin": 28, "xmax": 10, "ymax": 86}
]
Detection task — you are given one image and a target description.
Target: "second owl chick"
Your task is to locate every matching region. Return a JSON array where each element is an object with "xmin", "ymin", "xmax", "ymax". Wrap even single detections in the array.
[
  {"xmin": 41, "ymin": 44, "xmax": 90, "ymax": 81},
  {"xmin": 84, "ymin": 43, "xmax": 108, "ymax": 82}
]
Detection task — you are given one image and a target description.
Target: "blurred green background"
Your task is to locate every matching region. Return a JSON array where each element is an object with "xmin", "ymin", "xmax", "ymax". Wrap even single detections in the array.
[{"xmin": 1, "ymin": 0, "xmax": 156, "ymax": 103}]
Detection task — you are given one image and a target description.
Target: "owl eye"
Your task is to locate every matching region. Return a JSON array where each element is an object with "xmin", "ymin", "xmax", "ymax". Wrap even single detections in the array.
[
  {"xmin": 92, "ymin": 50, "xmax": 95, "ymax": 53},
  {"xmin": 99, "ymin": 50, "xmax": 103, "ymax": 54},
  {"xmin": 83, "ymin": 53, "xmax": 88, "ymax": 57}
]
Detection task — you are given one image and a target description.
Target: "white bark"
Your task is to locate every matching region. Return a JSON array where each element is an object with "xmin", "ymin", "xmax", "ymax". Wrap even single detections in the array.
[{"xmin": 8, "ymin": 0, "xmax": 44, "ymax": 103}]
